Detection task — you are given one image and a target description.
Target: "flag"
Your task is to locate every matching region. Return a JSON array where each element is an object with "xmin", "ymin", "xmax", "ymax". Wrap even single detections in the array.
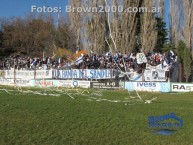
[{"xmin": 74, "ymin": 56, "xmax": 83, "ymax": 65}]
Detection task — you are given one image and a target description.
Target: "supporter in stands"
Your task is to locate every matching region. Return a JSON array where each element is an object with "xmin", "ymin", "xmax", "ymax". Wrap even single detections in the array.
[{"xmin": 0, "ymin": 50, "xmax": 176, "ymax": 73}]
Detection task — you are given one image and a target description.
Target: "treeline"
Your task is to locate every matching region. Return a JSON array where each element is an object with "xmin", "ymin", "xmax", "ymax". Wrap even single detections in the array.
[
  {"xmin": 0, "ymin": 14, "xmax": 75, "ymax": 56},
  {"xmin": 68, "ymin": 0, "xmax": 168, "ymax": 54},
  {"xmin": 169, "ymin": 0, "xmax": 193, "ymax": 82},
  {"xmin": 0, "ymin": 0, "xmax": 169, "ymax": 56}
]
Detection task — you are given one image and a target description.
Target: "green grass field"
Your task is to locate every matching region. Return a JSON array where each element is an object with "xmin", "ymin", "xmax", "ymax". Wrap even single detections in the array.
[{"xmin": 0, "ymin": 86, "xmax": 193, "ymax": 145}]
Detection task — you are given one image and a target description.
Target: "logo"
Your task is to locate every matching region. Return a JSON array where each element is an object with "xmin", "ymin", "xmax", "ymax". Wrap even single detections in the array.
[
  {"xmin": 173, "ymin": 85, "xmax": 193, "ymax": 90},
  {"xmin": 35, "ymin": 80, "xmax": 54, "ymax": 87},
  {"xmin": 137, "ymin": 82, "xmax": 156, "ymax": 87},
  {"xmin": 148, "ymin": 112, "xmax": 183, "ymax": 135},
  {"xmin": 73, "ymin": 81, "xmax": 78, "ymax": 87}
]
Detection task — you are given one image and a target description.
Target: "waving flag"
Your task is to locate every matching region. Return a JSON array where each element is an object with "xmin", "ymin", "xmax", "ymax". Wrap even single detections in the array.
[{"xmin": 74, "ymin": 56, "xmax": 83, "ymax": 65}]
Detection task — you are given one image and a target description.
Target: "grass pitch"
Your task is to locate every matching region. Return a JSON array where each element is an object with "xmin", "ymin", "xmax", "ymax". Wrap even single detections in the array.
[{"xmin": 0, "ymin": 86, "xmax": 193, "ymax": 145}]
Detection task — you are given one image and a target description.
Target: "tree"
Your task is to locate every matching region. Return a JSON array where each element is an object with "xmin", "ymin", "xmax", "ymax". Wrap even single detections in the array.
[
  {"xmin": 169, "ymin": 0, "xmax": 193, "ymax": 57},
  {"xmin": 176, "ymin": 40, "xmax": 186, "ymax": 63},
  {"xmin": 140, "ymin": 0, "xmax": 157, "ymax": 53},
  {"xmin": 176, "ymin": 40, "xmax": 192, "ymax": 82},
  {"xmin": 0, "ymin": 30, "xmax": 2, "ymax": 47},
  {"xmin": 183, "ymin": 46, "xmax": 192, "ymax": 82},
  {"xmin": 1, "ymin": 14, "xmax": 55, "ymax": 56},
  {"xmin": 155, "ymin": 17, "xmax": 168, "ymax": 52},
  {"xmin": 169, "ymin": 0, "xmax": 183, "ymax": 47},
  {"xmin": 184, "ymin": 0, "xmax": 193, "ymax": 56}
]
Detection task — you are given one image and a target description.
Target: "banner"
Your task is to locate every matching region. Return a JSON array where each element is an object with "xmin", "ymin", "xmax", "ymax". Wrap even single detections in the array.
[
  {"xmin": 129, "ymin": 73, "xmax": 142, "ymax": 81},
  {"xmin": 171, "ymin": 83, "xmax": 193, "ymax": 92},
  {"xmin": 5, "ymin": 70, "xmax": 52, "ymax": 79},
  {"xmin": 59, "ymin": 80, "xmax": 90, "ymax": 88},
  {"xmin": 0, "ymin": 78, "xmax": 31, "ymax": 86},
  {"xmin": 136, "ymin": 53, "xmax": 147, "ymax": 64},
  {"xmin": 53, "ymin": 69, "xmax": 114, "ymax": 79},
  {"xmin": 14, "ymin": 79, "xmax": 31, "ymax": 86},
  {"xmin": 146, "ymin": 64, "xmax": 162, "ymax": 70},
  {"xmin": 31, "ymin": 80, "xmax": 59, "ymax": 88},
  {"xmin": 124, "ymin": 82, "xmax": 170, "ymax": 92},
  {"xmin": 0, "ymin": 70, "xmax": 5, "ymax": 78},
  {"xmin": 0, "ymin": 78, "xmax": 14, "ymax": 85},
  {"xmin": 144, "ymin": 69, "xmax": 166, "ymax": 81},
  {"xmin": 90, "ymin": 81, "xmax": 123, "ymax": 89}
]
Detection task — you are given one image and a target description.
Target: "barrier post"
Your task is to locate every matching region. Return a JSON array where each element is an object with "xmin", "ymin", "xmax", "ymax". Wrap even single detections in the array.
[
  {"xmin": 168, "ymin": 68, "xmax": 170, "ymax": 82},
  {"xmin": 82, "ymin": 64, "xmax": 84, "ymax": 80},
  {"xmin": 57, "ymin": 65, "xmax": 59, "ymax": 79},
  {"xmin": 34, "ymin": 65, "xmax": 36, "ymax": 80},
  {"xmin": 179, "ymin": 63, "xmax": 182, "ymax": 82},
  {"xmin": 142, "ymin": 63, "xmax": 145, "ymax": 81},
  {"xmin": 110, "ymin": 63, "xmax": 112, "ymax": 81},
  {"xmin": 14, "ymin": 66, "xmax": 16, "ymax": 85}
]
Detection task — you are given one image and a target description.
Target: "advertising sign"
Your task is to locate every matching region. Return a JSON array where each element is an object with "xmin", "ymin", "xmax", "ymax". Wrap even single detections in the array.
[
  {"xmin": 125, "ymin": 82, "xmax": 160, "ymax": 92},
  {"xmin": 31, "ymin": 80, "xmax": 59, "ymax": 88},
  {"xmin": 171, "ymin": 83, "xmax": 193, "ymax": 92},
  {"xmin": 90, "ymin": 81, "xmax": 122, "ymax": 89},
  {"xmin": 58, "ymin": 80, "xmax": 90, "ymax": 88},
  {"xmin": 0, "ymin": 78, "xmax": 31, "ymax": 86},
  {"xmin": 5, "ymin": 70, "xmax": 52, "ymax": 79}
]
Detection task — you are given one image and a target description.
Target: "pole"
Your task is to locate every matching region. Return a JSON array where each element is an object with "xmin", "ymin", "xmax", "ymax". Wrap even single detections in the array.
[
  {"xmin": 179, "ymin": 63, "xmax": 182, "ymax": 82},
  {"xmin": 142, "ymin": 63, "xmax": 145, "ymax": 81},
  {"xmin": 14, "ymin": 65, "xmax": 16, "ymax": 86},
  {"xmin": 110, "ymin": 63, "xmax": 112, "ymax": 81},
  {"xmin": 34, "ymin": 65, "xmax": 36, "ymax": 80},
  {"xmin": 82, "ymin": 64, "xmax": 84, "ymax": 80}
]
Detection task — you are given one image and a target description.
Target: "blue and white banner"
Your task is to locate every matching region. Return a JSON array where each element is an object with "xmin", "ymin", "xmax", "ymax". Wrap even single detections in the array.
[
  {"xmin": 53, "ymin": 69, "xmax": 113, "ymax": 79},
  {"xmin": 124, "ymin": 82, "xmax": 170, "ymax": 92},
  {"xmin": 129, "ymin": 73, "xmax": 142, "ymax": 81}
]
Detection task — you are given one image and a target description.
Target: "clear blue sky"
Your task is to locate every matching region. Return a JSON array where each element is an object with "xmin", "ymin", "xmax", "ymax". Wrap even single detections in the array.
[{"xmin": 0, "ymin": 0, "xmax": 68, "ymax": 18}]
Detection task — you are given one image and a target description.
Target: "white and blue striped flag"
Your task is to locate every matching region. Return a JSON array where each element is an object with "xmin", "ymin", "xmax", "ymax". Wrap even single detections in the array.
[{"xmin": 74, "ymin": 56, "xmax": 83, "ymax": 65}]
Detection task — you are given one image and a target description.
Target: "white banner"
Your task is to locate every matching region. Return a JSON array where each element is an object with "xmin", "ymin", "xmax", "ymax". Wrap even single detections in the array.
[
  {"xmin": 0, "ymin": 78, "xmax": 31, "ymax": 86},
  {"xmin": 146, "ymin": 64, "xmax": 162, "ymax": 70},
  {"xmin": 136, "ymin": 53, "xmax": 147, "ymax": 64},
  {"xmin": 53, "ymin": 69, "xmax": 113, "ymax": 79},
  {"xmin": 0, "ymin": 78, "xmax": 14, "ymax": 85},
  {"xmin": 58, "ymin": 80, "xmax": 90, "ymax": 88},
  {"xmin": 129, "ymin": 72, "xmax": 142, "ymax": 81},
  {"xmin": 31, "ymin": 80, "xmax": 59, "ymax": 88},
  {"xmin": 171, "ymin": 83, "xmax": 193, "ymax": 92},
  {"xmin": 4, "ymin": 70, "xmax": 52, "ymax": 79},
  {"xmin": 134, "ymin": 82, "xmax": 160, "ymax": 92},
  {"xmin": 144, "ymin": 69, "xmax": 166, "ymax": 81}
]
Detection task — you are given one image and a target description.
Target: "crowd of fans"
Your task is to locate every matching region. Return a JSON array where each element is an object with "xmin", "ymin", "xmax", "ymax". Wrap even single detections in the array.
[{"xmin": 0, "ymin": 50, "xmax": 177, "ymax": 72}]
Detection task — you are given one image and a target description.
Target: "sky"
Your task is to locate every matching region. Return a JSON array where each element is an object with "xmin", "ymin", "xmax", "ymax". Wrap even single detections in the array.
[
  {"xmin": 0, "ymin": 0, "xmax": 170, "ymax": 28},
  {"xmin": 0, "ymin": 0, "xmax": 68, "ymax": 18}
]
